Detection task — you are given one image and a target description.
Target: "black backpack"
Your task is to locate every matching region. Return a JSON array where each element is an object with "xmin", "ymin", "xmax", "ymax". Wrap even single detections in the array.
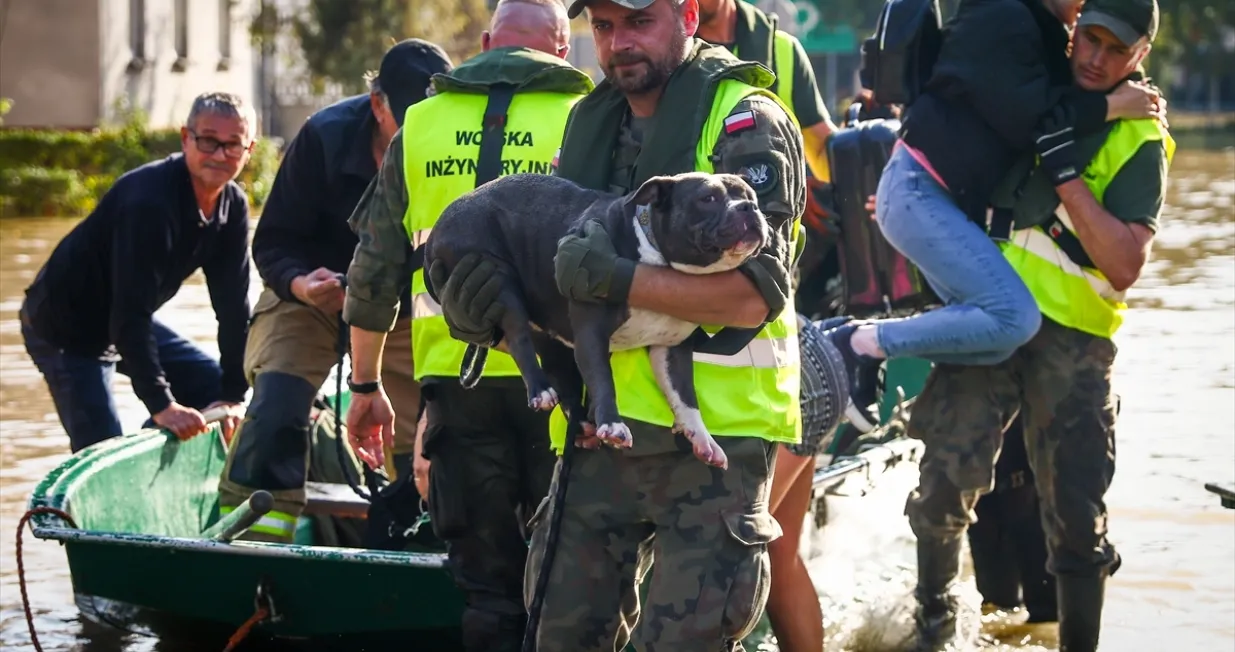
[{"xmin": 859, "ymin": 0, "xmax": 945, "ymax": 107}]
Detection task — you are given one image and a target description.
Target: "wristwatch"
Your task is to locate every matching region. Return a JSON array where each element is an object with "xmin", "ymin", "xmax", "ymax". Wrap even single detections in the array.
[{"xmin": 347, "ymin": 376, "xmax": 382, "ymax": 395}]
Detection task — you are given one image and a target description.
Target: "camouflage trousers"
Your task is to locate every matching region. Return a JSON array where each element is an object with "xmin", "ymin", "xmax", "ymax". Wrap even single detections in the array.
[
  {"xmin": 523, "ymin": 431, "xmax": 781, "ymax": 652},
  {"xmin": 905, "ymin": 317, "xmax": 1121, "ymax": 580}
]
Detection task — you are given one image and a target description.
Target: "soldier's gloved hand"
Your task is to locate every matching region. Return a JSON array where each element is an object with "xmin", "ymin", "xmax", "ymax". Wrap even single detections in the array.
[
  {"xmin": 1034, "ymin": 102, "xmax": 1080, "ymax": 186},
  {"xmin": 427, "ymin": 253, "xmax": 505, "ymax": 346},
  {"xmin": 554, "ymin": 219, "xmax": 637, "ymax": 304}
]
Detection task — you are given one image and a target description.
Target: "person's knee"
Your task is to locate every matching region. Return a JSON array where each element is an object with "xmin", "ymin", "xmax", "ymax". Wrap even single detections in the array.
[
  {"xmin": 905, "ymin": 484, "xmax": 982, "ymax": 540},
  {"xmin": 225, "ymin": 371, "xmax": 317, "ymax": 490},
  {"xmin": 988, "ymin": 287, "xmax": 1042, "ymax": 352}
]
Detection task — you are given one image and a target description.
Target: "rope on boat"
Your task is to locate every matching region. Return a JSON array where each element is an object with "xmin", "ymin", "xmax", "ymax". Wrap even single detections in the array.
[
  {"xmin": 16, "ymin": 506, "xmax": 78, "ymax": 652},
  {"xmin": 222, "ymin": 605, "xmax": 270, "ymax": 652}
]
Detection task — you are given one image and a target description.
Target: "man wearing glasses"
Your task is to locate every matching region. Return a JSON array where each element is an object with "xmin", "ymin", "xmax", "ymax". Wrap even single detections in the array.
[{"xmin": 20, "ymin": 92, "xmax": 257, "ymax": 453}]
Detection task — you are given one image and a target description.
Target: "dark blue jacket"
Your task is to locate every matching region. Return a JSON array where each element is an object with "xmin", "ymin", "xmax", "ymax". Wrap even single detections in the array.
[
  {"xmin": 252, "ymin": 94, "xmax": 412, "ymax": 316},
  {"xmin": 23, "ymin": 154, "xmax": 252, "ymax": 414}
]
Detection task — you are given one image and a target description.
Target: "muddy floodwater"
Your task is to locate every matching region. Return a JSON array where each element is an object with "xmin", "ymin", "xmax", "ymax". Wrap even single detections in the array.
[{"xmin": 1, "ymin": 148, "xmax": 1232, "ymax": 651}]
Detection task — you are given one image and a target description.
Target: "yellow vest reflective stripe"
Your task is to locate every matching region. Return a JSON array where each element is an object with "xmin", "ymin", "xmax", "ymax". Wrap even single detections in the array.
[
  {"xmin": 1001, "ymin": 118, "xmax": 1175, "ymax": 339},
  {"xmin": 218, "ymin": 505, "xmax": 298, "ymax": 538},
  {"xmin": 402, "ymin": 90, "xmax": 584, "ymax": 381},
  {"xmin": 548, "ymin": 79, "xmax": 804, "ymax": 452}
]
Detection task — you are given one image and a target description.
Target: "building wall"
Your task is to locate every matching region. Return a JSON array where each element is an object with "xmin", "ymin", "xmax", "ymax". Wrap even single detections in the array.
[
  {"xmin": 98, "ymin": 0, "xmax": 260, "ymax": 129},
  {"xmin": 0, "ymin": 0, "xmax": 101, "ymax": 129}
]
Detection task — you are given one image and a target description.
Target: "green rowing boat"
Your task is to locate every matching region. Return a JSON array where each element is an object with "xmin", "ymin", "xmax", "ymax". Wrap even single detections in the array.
[{"xmin": 21, "ymin": 359, "xmax": 930, "ymax": 649}]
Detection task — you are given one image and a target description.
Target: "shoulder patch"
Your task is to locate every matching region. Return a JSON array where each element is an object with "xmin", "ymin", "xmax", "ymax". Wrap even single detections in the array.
[
  {"xmin": 738, "ymin": 158, "xmax": 778, "ymax": 196},
  {"xmin": 724, "ymin": 110, "xmax": 757, "ymax": 135}
]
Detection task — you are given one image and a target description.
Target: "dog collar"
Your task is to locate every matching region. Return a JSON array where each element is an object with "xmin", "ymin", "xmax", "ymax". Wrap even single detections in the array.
[{"xmin": 634, "ymin": 203, "xmax": 659, "ymax": 251}]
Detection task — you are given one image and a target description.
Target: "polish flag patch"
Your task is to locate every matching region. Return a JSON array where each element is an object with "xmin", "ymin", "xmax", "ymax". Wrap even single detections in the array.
[
  {"xmin": 724, "ymin": 110, "xmax": 756, "ymax": 134},
  {"xmin": 552, "ymin": 148, "xmax": 560, "ymax": 168}
]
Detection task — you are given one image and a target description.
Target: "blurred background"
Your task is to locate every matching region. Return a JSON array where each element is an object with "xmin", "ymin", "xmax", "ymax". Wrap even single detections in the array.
[{"xmin": 0, "ymin": 1, "xmax": 1232, "ymax": 651}]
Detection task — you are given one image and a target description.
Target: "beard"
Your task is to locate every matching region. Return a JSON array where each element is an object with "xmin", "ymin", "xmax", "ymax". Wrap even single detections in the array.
[{"xmin": 602, "ymin": 30, "xmax": 688, "ymax": 95}]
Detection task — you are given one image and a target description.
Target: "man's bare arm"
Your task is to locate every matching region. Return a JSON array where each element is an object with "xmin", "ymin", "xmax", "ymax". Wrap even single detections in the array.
[
  {"xmin": 627, "ymin": 267, "xmax": 770, "ymax": 328},
  {"xmin": 349, "ymin": 327, "xmax": 387, "ymax": 384},
  {"xmin": 1056, "ymin": 179, "xmax": 1154, "ymax": 291}
]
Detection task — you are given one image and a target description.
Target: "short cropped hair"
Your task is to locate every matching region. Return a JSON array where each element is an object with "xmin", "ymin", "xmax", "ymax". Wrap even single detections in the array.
[{"xmin": 186, "ymin": 92, "xmax": 257, "ymax": 137}]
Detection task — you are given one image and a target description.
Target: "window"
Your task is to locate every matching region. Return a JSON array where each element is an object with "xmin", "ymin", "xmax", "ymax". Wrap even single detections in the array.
[
  {"xmin": 218, "ymin": 0, "xmax": 232, "ymax": 70},
  {"xmin": 173, "ymin": 0, "xmax": 189, "ymax": 70},
  {"xmin": 128, "ymin": 0, "xmax": 146, "ymax": 63}
]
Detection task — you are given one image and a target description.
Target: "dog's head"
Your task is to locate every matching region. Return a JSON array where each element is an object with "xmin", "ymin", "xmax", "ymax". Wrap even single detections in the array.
[{"xmin": 624, "ymin": 172, "xmax": 769, "ymax": 274}]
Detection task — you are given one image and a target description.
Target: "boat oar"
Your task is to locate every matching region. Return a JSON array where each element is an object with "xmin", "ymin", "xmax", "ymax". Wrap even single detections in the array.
[{"xmin": 202, "ymin": 490, "xmax": 275, "ymax": 543}]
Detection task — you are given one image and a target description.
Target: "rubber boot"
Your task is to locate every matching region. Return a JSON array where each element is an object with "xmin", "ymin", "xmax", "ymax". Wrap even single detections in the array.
[
  {"xmin": 1056, "ymin": 573, "xmax": 1106, "ymax": 652},
  {"xmin": 912, "ymin": 535, "xmax": 963, "ymax": 652},
  {"xmin": 217, "ymin": 371, "xmax": 318, "ymax": 543}
]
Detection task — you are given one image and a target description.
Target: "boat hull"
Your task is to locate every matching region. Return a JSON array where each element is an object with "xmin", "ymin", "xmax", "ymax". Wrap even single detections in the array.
[{"xmin": 27, "ymin": 362, "xmax": 929, "ymax": 646}]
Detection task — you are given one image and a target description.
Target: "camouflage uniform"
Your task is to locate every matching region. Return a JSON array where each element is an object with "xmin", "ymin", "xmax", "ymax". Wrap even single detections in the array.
[
  {"xmin": 526, "ymin": 86, "xmax": 807, "ymax": 652},
  {"xmin": 905, "ymin": 318, "xmax": 1121, "ymax": 637}
]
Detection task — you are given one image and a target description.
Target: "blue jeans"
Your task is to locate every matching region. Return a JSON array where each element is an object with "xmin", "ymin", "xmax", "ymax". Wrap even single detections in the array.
[
  {"xmin": 872, "ymin": 145, "xmax": 1041, "ymax": 366},
  {"xmin": 21, "ymin": 311, "xmax": 224, "ymax": 453}
]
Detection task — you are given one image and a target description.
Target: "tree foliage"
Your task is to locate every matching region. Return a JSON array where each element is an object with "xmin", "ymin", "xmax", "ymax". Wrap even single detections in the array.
[{"xmin": 254, "ymin": 0, "xmax": 491, "ymax": 96}]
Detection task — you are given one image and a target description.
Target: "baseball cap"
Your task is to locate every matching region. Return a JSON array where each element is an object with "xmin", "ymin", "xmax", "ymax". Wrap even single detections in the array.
[
  {"xmin": 1076, "ymin": 0, "xmax": 1159, "ymax": 47},
  {"xmin": 566, "ymin": 0, "xmax": 678, "ymax": 19},
  {"xmin": 376, "ymin": 38, "xmax": 454, "ymax": 126}
]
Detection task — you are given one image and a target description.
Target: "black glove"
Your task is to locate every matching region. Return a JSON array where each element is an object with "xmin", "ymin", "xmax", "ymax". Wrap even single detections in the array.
[
  {"xmin": 1034, "ymin": 102, "xmax": 1080, "ymax": 186},
  {"xmin": 426, "ymin": 253, "xmax": 505, "ymax": 346}
]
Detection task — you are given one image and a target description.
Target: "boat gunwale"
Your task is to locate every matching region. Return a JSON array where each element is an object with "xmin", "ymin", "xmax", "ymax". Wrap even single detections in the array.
[
  {"xmin": 24, "ymin": 400, "xmax": 921, "ymax": 572},
  {"xmin": 29, "ymin": 525, "xmax": 450, "ymax": 568}
]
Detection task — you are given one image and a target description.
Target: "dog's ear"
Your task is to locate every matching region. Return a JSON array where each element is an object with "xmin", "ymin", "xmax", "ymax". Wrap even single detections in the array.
[{"xmin": 625, "ymin": 176, "xmax": 676, "ymax": 210}]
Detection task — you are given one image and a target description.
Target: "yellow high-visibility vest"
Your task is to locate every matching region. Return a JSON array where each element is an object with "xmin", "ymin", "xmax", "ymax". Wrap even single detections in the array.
[
  {"xmin": 1001, "ymin": 118, "xmax": 1175, "ymax": 339},
  {"xmin": 402, "ymin": 89, "xmax": 585, "ymax": 381}
]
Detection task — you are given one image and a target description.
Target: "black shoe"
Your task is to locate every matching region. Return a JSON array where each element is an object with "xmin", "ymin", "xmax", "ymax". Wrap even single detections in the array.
[{"xmin": 822, "ymin": 322, "xmax": 882, "ymax": 432}]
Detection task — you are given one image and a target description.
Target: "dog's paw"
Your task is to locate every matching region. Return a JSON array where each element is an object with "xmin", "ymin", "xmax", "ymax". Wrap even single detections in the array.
[
  {"xmin": 689, "ymin": 436, "xmax": 728, "ymax": 470},
  {"xmin": 596, "ymin": 422, "xmax": 633, "ymax": 449},
  {"xmin": 673, "ymin": 414, "xmax": 728, "ymax": 470},
  {"xmin": 528, "ymin": 387, "xmax": 559, "ymax": 411}
]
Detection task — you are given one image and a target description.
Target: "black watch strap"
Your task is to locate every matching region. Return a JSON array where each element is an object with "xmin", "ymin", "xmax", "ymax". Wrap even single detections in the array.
[{"xmin": 347, "ymin": 377, "xmax": 381, "ymax": 395}]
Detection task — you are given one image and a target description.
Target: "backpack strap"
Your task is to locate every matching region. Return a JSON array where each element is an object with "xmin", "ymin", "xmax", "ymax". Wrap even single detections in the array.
[{"xmin": 409, "ymin": 83, "xmax": 517, "ymax": 273}]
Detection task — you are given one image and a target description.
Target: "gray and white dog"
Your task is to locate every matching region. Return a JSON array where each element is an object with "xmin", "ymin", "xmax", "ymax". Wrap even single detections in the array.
[{"xmin": 423, "ymin": 172, "xmax": 770, "ymax": 470}]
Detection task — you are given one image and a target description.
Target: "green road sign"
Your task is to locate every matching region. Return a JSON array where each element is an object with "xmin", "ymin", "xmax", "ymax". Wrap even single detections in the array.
[{"xmin": 789, "ymin": 0, "xmax": 858, "ymax": 54}]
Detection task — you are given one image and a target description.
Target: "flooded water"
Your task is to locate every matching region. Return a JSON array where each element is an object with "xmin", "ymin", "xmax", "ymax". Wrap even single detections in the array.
[{"xmin": 0, "ymin": 148, "xmax": 1232, "ymax": 652}]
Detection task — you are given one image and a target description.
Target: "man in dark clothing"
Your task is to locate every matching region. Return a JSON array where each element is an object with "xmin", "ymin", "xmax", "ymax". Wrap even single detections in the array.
[
  {"xmin": 217, "ymin": 39, "xmax": 453, "ymax": 543},
  {"xmin": 966, "ymin": 415, "xmax": 1057, "ymax": 622},
  {"xmin": 20, "ymin": 92, "xmax": 257, "ymax": 452}
]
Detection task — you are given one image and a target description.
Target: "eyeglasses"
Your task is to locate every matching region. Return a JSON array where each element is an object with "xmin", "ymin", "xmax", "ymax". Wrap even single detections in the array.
[{"xmin": 188, "ymin": 129, "xmax": 252, "ymax": 158}]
